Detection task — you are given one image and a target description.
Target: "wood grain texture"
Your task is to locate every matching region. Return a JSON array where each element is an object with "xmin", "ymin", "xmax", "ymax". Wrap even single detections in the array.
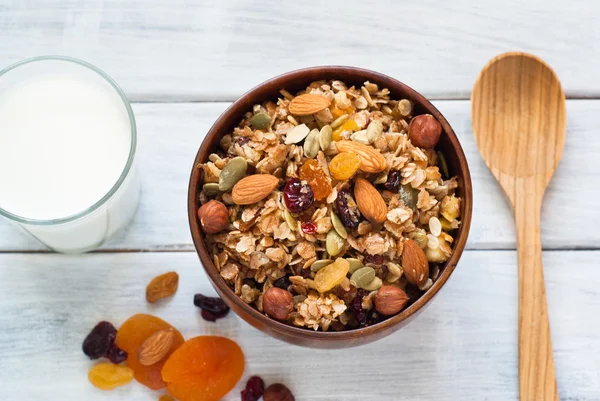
[
  {"xmin": 1, "ymin": 100, "xmax": 599, "ymax": 252},
  {"xmin": 0, "ymin": 251, "xmax": 598, "ymax": 400},
  {"xmin": 2, "ymin": 0, "xmax": 600, "ymax": 100},
  {"xmin": 472, "ymin": 53, "xmax": 567, "ymax": 401}
]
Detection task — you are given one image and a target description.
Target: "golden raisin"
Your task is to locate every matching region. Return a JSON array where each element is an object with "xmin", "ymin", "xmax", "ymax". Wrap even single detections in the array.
[
  {"xmin": 88, "ymin": 363, "xmax": 134, "ymax": 390},
  {"xmin": 162, "ymin": 336, "xmax": 245, "ymax": 401},
  {"xmin": 329, "ymin": 153, "xmax": 361, "ymax": 180},
  {"xmin": 115, "ymin": 314, "xmax": 185, "ymax": 390},
  {"xmin": 332, "ymin": 119, "xmax": 359, "ymax": 141},
  {"xmin": 299, "ymin": 160, "xmax": 332, "ymax": 201},
  {"xmin": 314, "ymin": 258, "xmax": 350, "ymax": 293}
]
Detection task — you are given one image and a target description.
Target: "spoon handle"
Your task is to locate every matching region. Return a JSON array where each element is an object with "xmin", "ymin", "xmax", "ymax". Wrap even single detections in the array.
[{"xmin": 514, "ymin": 186, "xmax": 559, "ymax": 401}]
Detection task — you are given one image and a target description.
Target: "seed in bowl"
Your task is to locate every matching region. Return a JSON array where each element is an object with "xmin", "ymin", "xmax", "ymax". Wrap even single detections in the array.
[{"xmin": 197, "ymin": 80, "xmax": 461, "ymax": 331}]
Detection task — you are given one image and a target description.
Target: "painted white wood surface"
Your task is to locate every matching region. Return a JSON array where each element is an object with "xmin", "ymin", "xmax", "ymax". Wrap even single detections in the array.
[
  {"xmin": 0, "ymin": 251, "xmax": 598, "ymax": 401},
  {"xmin": 1, "ymin": 100, "xmax": 598, "ymax": 252},
  {"xmin": 2, "ymin": 0, "xmax": 600, "ymax": 100}
]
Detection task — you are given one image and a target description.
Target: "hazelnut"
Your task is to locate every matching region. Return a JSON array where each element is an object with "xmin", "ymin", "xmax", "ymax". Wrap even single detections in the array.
[
  {"xmin": 263, "ymin": 383, "xmax": 295, "ymax": 401},
  {"xmin": 197, "ymin": 200, "xmax": 229, "ymax": 234},
  {"xmin": 408, "ymin": 114, "xmax": 442, "ymax": 148},
  {"xmin": 262, "ymin": 287, "xmax": 294, "ymax": 321},
  {"xmin": 375, "ymin": 285, "xmax": 410, "ymax": 316}
]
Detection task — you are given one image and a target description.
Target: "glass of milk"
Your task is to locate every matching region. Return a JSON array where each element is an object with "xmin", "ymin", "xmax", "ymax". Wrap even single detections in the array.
[{"xmin": 0, "ymin": 56, "xmax": 140, "ymax": 253}]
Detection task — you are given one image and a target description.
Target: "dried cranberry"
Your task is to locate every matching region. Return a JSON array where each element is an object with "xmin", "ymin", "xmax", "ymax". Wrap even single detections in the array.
[
  {"xmin": 383, "ymin": 170, "xmax": 401, "ymax": 191},
  {"xmin": 350, "ymin": 292, "xmax": 368, "ymax": 327},
  {"xmin": 273, "ymin": 276, "xmax": 291, "ymax": 290},
  {"xmin": 82, "ymin": 321, "xmax": 117, "ymax": 360},
  {"xmin": 334, "ymin": 189, "xmax": 361, "ymax": 228},
  {"xmin": 106, "ymin": 345, "xmax": 128, "ymax": 364},
  {"xmin": 301, "ymin": 222, "xmax": 317, "ymax": 234},
  {"xmin": 241, "ymin": 375, "xmax": 265, "ymax": 401},
  {"xmin": 283, "ymin": 178, "xmax": 314, "ymax": 213},
  {"xmin": 364, "ymin": 253, "xmax": 383, "ymax": 265},
  {"xmin": 194, "ymin": 293, "xmax": 230, "ymax": 322}
]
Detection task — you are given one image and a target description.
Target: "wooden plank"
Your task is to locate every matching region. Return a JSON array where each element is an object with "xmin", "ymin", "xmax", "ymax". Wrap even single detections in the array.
[
  {"xmin": 1, "ymin": 100, "xmax": 598, "ymax": 252},
  {"xmin": 1, "ymin": 0, "xmax": 600, "ymax": 100},
  {"xmin": 0, "ymin": 250, "xmax": 597, "ymax": 400}
]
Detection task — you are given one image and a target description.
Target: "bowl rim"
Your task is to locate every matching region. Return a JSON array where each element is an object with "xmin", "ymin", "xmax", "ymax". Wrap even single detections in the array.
[{"xmin": 188, "ymin": 66, "xmax": 473, "ymax": 342}]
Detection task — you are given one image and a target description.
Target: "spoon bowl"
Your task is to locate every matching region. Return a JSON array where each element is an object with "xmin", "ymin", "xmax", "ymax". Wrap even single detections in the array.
[{"xmin": 472, "ymin": 52, "xmax": 566, "ymax": 401}]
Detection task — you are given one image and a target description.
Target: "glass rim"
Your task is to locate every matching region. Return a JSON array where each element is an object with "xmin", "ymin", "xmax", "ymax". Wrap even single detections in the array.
[{"xmin": 0, "ymin": 55, "xmax": 137, "ymax": 226}]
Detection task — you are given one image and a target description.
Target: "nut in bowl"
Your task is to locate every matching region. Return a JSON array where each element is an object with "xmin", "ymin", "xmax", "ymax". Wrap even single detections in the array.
[{"xmin": 188, "ymin": 67, "xmax": 472, "ymax": 348}]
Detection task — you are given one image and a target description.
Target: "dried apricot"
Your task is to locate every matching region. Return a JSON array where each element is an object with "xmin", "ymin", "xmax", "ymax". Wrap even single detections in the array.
[
  {"xmin": 115, "ymin": 314, "xmax": 184, "ymax": 390},
  {"xmin": 332, "ymin": 119, "xmax": 359, "ymax": 141},
  {"xmin": 88, "ymin": 363, "xmax": 134, "ymax": 390},
  {"xmin": 162, "ymin": 336, "xmax": 245, "ymax": 401},
  {"xmin": 299, "ymin": 159, "xmax": 331, "ymax": 201},
  {"xmin": 329, "ymin": 153, "xmax": 361, "ymax": 180},
  {"xmin": 159, "ymin": 396, "xmax": 175, "ymax": 401}
]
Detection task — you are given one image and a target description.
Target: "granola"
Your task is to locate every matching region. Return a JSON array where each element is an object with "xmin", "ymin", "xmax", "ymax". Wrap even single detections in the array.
[{"xmin": 197, "ymin": 80, "xmax": 462, "ymax": 331}]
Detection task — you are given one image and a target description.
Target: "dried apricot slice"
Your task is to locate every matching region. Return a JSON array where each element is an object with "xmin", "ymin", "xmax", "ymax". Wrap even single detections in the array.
[
  {"xmin": 115, "ymin": 314, "xmax": 184, "ymax": 390},
  {"xmin": 299, "ymin": 159, "xmax": 331, "ymax": 201},
  {"xmin": 329, "ymin": 153, "xmax": 361, "ymax": 180},
  {"xmin": 332, "ymin": 119, "xmax": 359, "ymax": 141},
  {"xmin": 88, "ymin": 363, "xmax": 134, "ymax": 390},
  {"xmin": 162, "ymin": 336, "xmax": 245, "ymax": 401}
]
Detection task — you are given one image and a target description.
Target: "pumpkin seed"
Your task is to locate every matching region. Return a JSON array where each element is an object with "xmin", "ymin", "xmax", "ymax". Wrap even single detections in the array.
[
  {"xmin": 303, "ymin": 129, "xmax": 320, "ymax": 159},
  {"xmin": 366, "ymin": 120, "xmax": 383, "ymax": 143},
  {"xmin": 202, "ymin": 183, "xmax": 221, "ymax": 196},
  {"xmin": 325, "ymin": 230, "xmax": 345, "ymax": 257},
  {"xmin": 284, "ymin": 123, "xmax": 310, "ymax": 144},
  {"xmin": 399, "ymin": 184, "xmax": 418, "ymax": 209},
  {"xmin": 350, "ymin": 266, "xmax": 376, "ymax": 289},
  {"xmin": 373, "ymin": 171, "xmax": 388, "ymax": 185},
  {"xmin": 350, "ymin": 130, "xmax": 369, "ymax": 144},
  {"xmin": 346, "ymin": 258, "xmax": 364, "ymax": 273},
  {"xmin": 319, "ymin": 125, "xmax": 333, "ymax": 150},
  {"xmin": 437, "ymin": 151, "xmax": 449, "ymax": 179},
  {"xmin": 250, "ymin": 112, "xmax": 271, "ymax": 130},
  {"xmin": 361, "ymin": 276, "xmax": 383, "ymax": 291},
  {"xmin": 330, "ymin": 114, "xmax": 349, "ymax": 129},
  {"xmin": 311, "ymin": 259, "xmax": 333, "ymax": 272},
  {"xmin": 284, "ymin": 210, "xmax": 297, "ymax": 231},
  {"xmin": 330, "ymin": 212, "xmax": 348, "ymax": 239},
  {"xmin": 218, "ymin": 157, "xmax": 247, "ymax": 191}
]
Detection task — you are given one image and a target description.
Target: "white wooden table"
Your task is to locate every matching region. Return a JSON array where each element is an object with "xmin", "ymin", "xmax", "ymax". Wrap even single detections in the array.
[{"xmin": 1, "ymin": 1, "xmax": 599, "ymax": 400}]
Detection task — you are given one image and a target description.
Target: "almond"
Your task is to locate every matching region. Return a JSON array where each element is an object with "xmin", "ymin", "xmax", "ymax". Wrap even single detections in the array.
[
  {"xmin": 146, "ymin": 272, "xmax": 179, "ymax": 303},
  {"xmin": 402, "ymin": 239, "xmax": 429, "ymax": 286},
  {"xmin": 231, "ymin": 174, "xmax": 279, "ymax": 205},
  {"xmin": 353, "ymin": 177, "xmax": 387, "ymax": 223},
  {"xmin": 138, "ymin": 329, "xmax": 175, "ymax": 366},
  {"xmin": 288, "ymin": 93, "xmax": 331, "ymax": 116},
  {"xmin": 336, "ymin": 140, "xmax": 387, "ymax": 173}
]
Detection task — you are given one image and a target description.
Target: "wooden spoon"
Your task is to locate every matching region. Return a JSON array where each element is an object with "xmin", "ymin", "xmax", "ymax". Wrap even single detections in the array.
[{"xmin": 471, "ymin": 52, "xmax": 566, "ymax": 401}]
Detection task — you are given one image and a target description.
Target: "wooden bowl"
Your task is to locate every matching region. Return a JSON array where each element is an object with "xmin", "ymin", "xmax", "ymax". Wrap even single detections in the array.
[{"xmin": 188, "ymin": 66, "xmax": 473, "ymax": 348}]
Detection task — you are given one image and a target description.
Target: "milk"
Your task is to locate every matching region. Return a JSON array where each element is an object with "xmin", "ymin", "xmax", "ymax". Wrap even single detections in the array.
[{"xmin": 0, "ymin": 58, "xmax": 140, "ymax": 253}]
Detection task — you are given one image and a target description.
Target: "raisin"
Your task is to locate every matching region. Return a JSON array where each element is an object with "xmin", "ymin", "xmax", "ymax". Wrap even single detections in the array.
[
  {"xmin": 234, "ymin": 137, "xmax": 251, "ymax": 146},
  {"xmin": 298, "ymin": 160, "xmax": 332, "ymax": 201},
  {"xmin": 106, "ymin": 345, "xmax": 128, "ymax": 364},
  {"xmin": 194, "ymin": 293, "xmax": 230, "ymax": 322},
  {"xmin": 351, "ymin": 290, "xmax": 368, "ymax": 327},
  {"xmin": 334, "ymin": 189, "xmax": 360, "ymax": 228},
  {"xmin": 283, "ymin": 178, "xmax": 314, "ymax": 213},
  {"xmin": 364, "ymin": 253, "xmax": 383, "ymax": 265},
  {"xmin": 273, "ymin": 276, "xmax": 291, "ymax": 290},
  {"xmin": 301, "ymin": 221, "xmax": 317, "ymax": 234},
  {"xmin": 88, "ymin": 363, "xmax": 134, "ymax": 390},
  {"xmin": 314, "ymin": 258, "xmax": 349, "ymax": 293},
  {"xmin": 82, "ymin": 321, "xmax": 117, "ymax": 360},
  {"xmin": 241, "ymin": 375, "xmax": 265, "ymax": 401},
  {"xmin": 383, "ymin": 170, "xmax": 401, "ymax": 191},
  {"xmin": 329, "ymin": 152, "xmax": 360, "ymax": 180}
]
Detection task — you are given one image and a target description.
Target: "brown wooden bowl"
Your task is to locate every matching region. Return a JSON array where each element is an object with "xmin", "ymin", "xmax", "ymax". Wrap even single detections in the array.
[{"xmin": 188, "ymin": 66, "xmax": 473, "ymax": 348}]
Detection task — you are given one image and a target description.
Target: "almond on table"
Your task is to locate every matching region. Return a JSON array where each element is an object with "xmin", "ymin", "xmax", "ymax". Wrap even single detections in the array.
[{"xmin": 196, "ymin": 79, "xmax": 461, "ymax": 332}]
